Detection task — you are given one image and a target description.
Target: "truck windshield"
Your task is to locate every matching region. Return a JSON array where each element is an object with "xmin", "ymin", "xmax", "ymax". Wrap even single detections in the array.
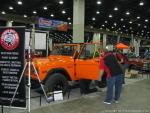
[{"xmin": 51, "ymin": 45, "xmax": 77, "ymax": 56}]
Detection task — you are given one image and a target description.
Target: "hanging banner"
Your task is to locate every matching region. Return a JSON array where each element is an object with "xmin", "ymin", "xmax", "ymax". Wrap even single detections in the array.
[
  {"xmin": 38, "ymin": 17, "xmax": 68, "ymax": 31},
  {"xmin": 0, "ymin": 27, "xmax": 26, "ymax": 108}
]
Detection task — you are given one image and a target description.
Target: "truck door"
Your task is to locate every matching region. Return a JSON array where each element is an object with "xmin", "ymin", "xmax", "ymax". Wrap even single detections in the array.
[{"xmin": 75, "ymin": 44, "xmax": 100, "ymax": 80}]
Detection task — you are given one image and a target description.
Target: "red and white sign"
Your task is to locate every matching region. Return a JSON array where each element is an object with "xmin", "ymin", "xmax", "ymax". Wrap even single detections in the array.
[{"xmin": 0, "ymin": 29, "xmax": 20, "ymax": 50}]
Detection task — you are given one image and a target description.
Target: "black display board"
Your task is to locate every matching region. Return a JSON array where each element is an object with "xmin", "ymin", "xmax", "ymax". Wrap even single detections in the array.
[{"xmin": 0, "ymin": 27, "xmax": 26, "ymax": 108}]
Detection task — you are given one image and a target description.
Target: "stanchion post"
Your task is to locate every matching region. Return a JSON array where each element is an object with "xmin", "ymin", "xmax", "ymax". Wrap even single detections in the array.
[{"xmin": 28, "ymin": 46, "xmax": 31, "ymax": 113}]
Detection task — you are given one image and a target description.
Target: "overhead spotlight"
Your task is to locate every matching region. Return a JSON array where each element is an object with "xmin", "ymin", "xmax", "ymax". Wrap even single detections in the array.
[
  {"xmin": 50, "ymin": 14, "xmax": 54, "ymax": 17},
  {"xmin": 114, "ymin": 7, "xmax": 118, "ymax": 11},
  {"xmin": 129, "ymin": 21, "xmax": 132, "ymax": 24},
  {"xmin": 137, "ymin": 16, "xmax": 140, "ymax": 19},
  {"xmin": 24, "ymin": 14, "xmax": 27, "ymax": 18},
  {"xmin": 69, "ymin": 22, "xmax": 72, "ymax": 25},
  {"xmin": 62, "ymin": 10, "xmax": 66, "ymax": 14},
  {"xmin": 96, "ymin": 11, "xmax": 100, "ymax": 14},
  {"xmin": 126, "ymin": 11, "xmax": 130, "ymax": 15},
  {"xmin": 145, "ymin": 19, "xmax": 148, "ymax": 22},
  {"xmin": 144, "ymin": 26, "xmax": 147, "ymax": 28},
  {"xmin": 138, "ymin": 24, "xmax": 141, "ymax": 26},
  {"xmin": 17, "ymin": 1, "xmax": 22, "ymax": 5},
  {"xmin": 92, "ymin": 17, "xmax": 96, "ymax": 21},
  {"xmin": 33, "ymin": 11, "xmax": 37, "ymax": 14},
  {"xmin": 9, "ymin": 6, "xmax": 14, "ymax": 10},
  {"xmin": 97, "ymin": 1, "xmax": 102, "ymax": 5},
  {"xmin": 68, "ymin": 17, "xmax": 71, "ymax": 20},
  {"xmin": 1, "ymin": 11, "xmax": 6, "ymax": 14},
  {"xmin": 59, "ymin": 0, "xmax": 64, "ymax": 4},
  {"xmin": 120, "ymin": 18, "xmax": 124, "ymax": 21},
  {"xmin": 109, "ymin": 14, "xmax": 112, "ymax": 18},
  {"xmin": 114, "ymin": 22, "xmax": 117, "ymax": 26},
  {"xmin": 43, "ymin": 6, "xmax": 48, "ymax": 10},
  {"xmin": 123, "ymin": 25, "xmax": 125, "ymax": 28},
  {"xmin": 139, "ymin": 1, "xmax": 144, "ymax": 6},
  {"xmin": 105, "ymin": 21, "xmax": 108, "ymax": 23},
  {"xmin": 102, "ymin": 24, "xmax": 105, "ymax": 27}
]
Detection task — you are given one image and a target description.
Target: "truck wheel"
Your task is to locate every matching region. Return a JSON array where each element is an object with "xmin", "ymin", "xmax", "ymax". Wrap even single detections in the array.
[{"xmin": 44, "ymin": 73, "xmax": 68, "ymax": 96}]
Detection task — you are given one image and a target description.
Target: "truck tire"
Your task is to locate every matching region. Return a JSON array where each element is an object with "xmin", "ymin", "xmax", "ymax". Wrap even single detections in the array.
[{"xmin": 44, "ymin": 73, "xmax": 68, "ymax": 96}]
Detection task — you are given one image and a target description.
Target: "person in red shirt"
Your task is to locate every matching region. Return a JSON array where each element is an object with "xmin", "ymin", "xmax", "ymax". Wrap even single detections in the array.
[{"xmin": 98, "ymin": 49, "xmax": 123, "ymax": 104}]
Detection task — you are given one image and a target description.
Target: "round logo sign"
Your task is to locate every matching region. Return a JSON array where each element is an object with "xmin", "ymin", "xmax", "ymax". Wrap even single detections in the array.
[{"xmin": 0, "ymin": 29, "xmax": 19, "ymax": 50}]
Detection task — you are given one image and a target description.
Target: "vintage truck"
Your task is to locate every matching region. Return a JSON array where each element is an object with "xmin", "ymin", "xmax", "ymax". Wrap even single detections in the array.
[{"xmin": 26, "ymin": 43, "xmax": 102, "ymax": 95}]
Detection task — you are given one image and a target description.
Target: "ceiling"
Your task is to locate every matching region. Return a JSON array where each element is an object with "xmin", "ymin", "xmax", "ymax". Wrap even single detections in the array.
[{"xmin": 0, "ymin": 0, "xmax": 150, "ymax": 39}]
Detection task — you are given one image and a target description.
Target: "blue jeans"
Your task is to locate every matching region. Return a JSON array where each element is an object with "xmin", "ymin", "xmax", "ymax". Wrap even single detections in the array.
[{"xmin": 105, "ymin": 74, "xmax": 123, "ymax": 102}]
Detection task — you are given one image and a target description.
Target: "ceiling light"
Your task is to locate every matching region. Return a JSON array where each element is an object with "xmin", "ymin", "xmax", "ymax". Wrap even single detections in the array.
[
  {"xmin": 144, "ymin": 26, "xmax": 147, "ymax": 28},
  {"xmin": 130, "ymin": 27, "xmax": 132, "ymax": 29},
  {"xmin": 23, "ymin": 14, "xmax": 27, "ymax": 18},
  {"xmin": 114, "ymin": 23, "xmax": 117, "ymax": 26},
  {"xmin": 138, "ymin": 24, "xmax": 141, "ymax": 26},
  {"xmin": 90, "ymin": 26, "xmax": 93, "ymax": 29},
  {"xmin": 17, "ymin": 1, "xmax": 22, "ymax": 5},
  {"xmin": 97, "ymin": 1, "xmax": 102, "ymax": 5},
  {"xmin": 9, "ymin": 6, "xmax": 14, "ymax": 10},
  {"xmin": 102, "ymin": 24, "xmax": 105, "ymax": 27},
  {"xmin": 33, "ymin": 11, "xmax": 37, "ymax": 14},
  {"xmin": 139, "ymin": 1, "xmax": 144, "ymax": 6},
  {"xmin": 59, "ymin": 0, "xmax": 64, "ymax": 4},
  {"xmin": 50, "ymin": 14, "xmax": 54, "ymax": 17},
  {"xmin": 1, "ymin": 11, "xmax": 6, "ymax": 14},
  {"xmin": 43, "ymin": 6, "xmax": 48, "ymax": 10},
  {"xmin": 105, "ymin": 21, "xmax": 108, "ymax": 23},
  {"xmin": 92, "ymin": 17, "xmax": 96, "ymax": 21},
  {"xmin": 68, "ymin": 17, "xmax": 71, "ymax": 20},
  {"xmin": 145, "ymin": 19, "xmax": 148, "ymax": 22},
  {"xmin": 109, "ymin": 14, "xmax": 112, "ymax": 18},
  {"xmin": 126, "ymin": 11, "xmax": 130, "ymax": 15},
  {"xmin": 129, "ymin": 21, "xmax": 132, "ymax": 24},
  {"xmin": 62, "ymin": 10, "xmax": 66, "ymax": 14},
  {"xmin": 96, "ymin": 11, "xmax": 100, "ymax": 14},
  {"xmin": 69, "ymin": 22, "xmax": 72, "ymax": 25},
  {"xmin": 114, "ymin": 7, "xmax": 118, "ymax": 11},
  {"xmin": 123, "ymin": 25, "xmax": 125, "ymax": 28},
  {"xmin": 137, "ymin": 16, "xmax": 140, "ymax": 19},
  {"xmin": 112, "ymin": 26, "xmax": 114, "ymax": 29},
  {"xmin": 120, "ymin": 18, "xmax": 124, "ymax": 21}
]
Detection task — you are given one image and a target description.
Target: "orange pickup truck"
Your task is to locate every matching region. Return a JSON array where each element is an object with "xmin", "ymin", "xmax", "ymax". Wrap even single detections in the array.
[{"xmin": 26, "ymin": 43, "xmax": 102, "ymax": 94}]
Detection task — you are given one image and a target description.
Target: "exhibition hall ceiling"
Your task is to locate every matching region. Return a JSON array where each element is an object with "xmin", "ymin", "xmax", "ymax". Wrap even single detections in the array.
[{"xmin": 0, "ymin": 0, "xmax": 150, "ymax": 39}]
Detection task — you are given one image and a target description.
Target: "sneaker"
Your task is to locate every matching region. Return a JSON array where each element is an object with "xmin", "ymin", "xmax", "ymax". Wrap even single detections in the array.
[
  {"xmin": 103, "ymin": 101, "xmax": 111, "ymax": 105},
  {"xmin": 113, "ymin": 99, "xmax": 119, "ymax": 103},
  {"xmin": 114, "ymin": 100, "xmax": 119, "ymax": 103}
]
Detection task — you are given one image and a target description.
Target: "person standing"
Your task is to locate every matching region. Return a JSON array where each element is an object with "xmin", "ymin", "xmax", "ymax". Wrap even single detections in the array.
[{"xmin": 99, "ymin": 49, "xmax": 123, "ymax": 104}]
